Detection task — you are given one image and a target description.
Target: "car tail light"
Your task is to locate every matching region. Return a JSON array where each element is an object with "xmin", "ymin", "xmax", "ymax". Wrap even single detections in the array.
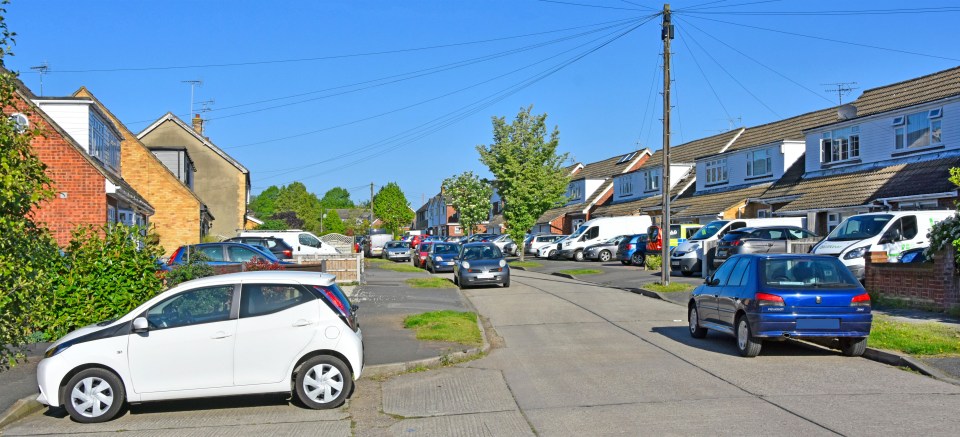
[
  {"xmin": 627, "ymin": 244, "xmax": 635, "ymax": 250},
  {"xmin": 168, "ymin": 246, "xmax": 183, "ymax": 264},
  {"xmin": 283, "ymin": 249, "xmax": 292, "ymax": 258},
  {"xmin": 314, "ymin": 286, "xmax": 355, "ymax": 331},
  {"xmin": 731, "ymin": 240, "xmax": 743, "ymax": 246},
  {"xmin": 851, "ymin": 293, "xmax": 871, "ymax": 307},
  {"xmin": 755, "ymin": 292, "xmax": 784, "ymax": 307}
]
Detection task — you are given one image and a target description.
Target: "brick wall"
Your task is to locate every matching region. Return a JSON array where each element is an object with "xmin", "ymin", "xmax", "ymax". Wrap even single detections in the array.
[{"xmin": 865, "ymin": 248, "xmax": 960, "ymax": 312}]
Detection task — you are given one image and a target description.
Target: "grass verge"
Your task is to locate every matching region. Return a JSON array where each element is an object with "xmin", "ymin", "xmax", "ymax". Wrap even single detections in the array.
[
  {"xmin": 557, "ymin": 268, "xmax": 603, "ymax": 276},
  {"xmin": 644, "ymin": 282, "xmax": 694, "ymax": 293},
  {"xmin": 366, "ymin": 258, "xmax": 389, "ymax": 264},
  {"xmin": 403, "ymin": 310, "xmax": 482, "ymax": 346},
  {"xmin": 868, "ymin": 315, "xmax": 960, "ymax": 356},
  {"xmin": 405, "ymin": 277, "xmax": 455, "ymax": 288},
  {"xmin": 509, "ymin": 260, "xmax": 542, "ymax": 268},
  {"xmin": 376, "ymin": 262, "xmax": 424, "ymax": 273}
]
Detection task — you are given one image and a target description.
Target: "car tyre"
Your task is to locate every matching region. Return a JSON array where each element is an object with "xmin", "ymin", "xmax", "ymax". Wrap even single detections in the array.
[
  {"xmin": 735, "ymin": 316, "xmax": 762, "ymax": 358},
  {"xmin": 840, "ymin": 337, "xmax": 867, "ymax": 357},
  {"xmin": 548, "ymin": 249, "xmax": 557, "ymax": 259},
  {"xmin": 295, "ymin": 355, "xmax": 353, "ymax": 410},
  {"xmin": 503, "ymin": 275, "xmax": 510, "ymax": 287},
  {"xmin": 427, "ymin": 262, "xmax": 434, "ymax": 273},
  {"xmin": 598, "ymin": 250, "xmax": 612, "ymax": 262},
  {"xmin": 688, "ymin": 305, "xmax": 707, "ymax": 339},
  {"xmin": 681, "ymin": 270, "xmax": 693, "ymax": 277},
  {"xmin": 63, "ymin": 368, "xmax": 126, "ymax": 423},
  {"xmin": 631, "ymin": 253, "xmax": 645, "ymax": 267},
  {"xmin": 573, "ymin": 250, "xmax": 584, "ymax": 262}
]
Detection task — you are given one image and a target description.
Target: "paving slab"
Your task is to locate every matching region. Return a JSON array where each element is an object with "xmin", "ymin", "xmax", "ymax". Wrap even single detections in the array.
[
  {"xmin": 767, "ymin": 392, "xmax": 960, "ymax": 436},
  {"xmin": 382, "ymin": 367, "xmax": 516, "ymax": 418},
  {"xmin": 388, "ymin": 410, "xmax": 534, "ymax": 437}
]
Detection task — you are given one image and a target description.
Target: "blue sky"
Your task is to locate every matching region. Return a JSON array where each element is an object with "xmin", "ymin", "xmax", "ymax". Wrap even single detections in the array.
[{"xmin": 7, "ymin": 1, "xmax": 960, "ymax": 208}]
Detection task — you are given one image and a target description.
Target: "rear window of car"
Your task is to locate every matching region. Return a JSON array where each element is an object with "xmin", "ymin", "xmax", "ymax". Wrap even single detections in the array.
[
  {"xmin": 434, "ymin": 243, "xmax": 458, "ymax": 254},
  {"xmin": 761, "ymin": 258, "xmax": 859, "ymax": 288},
  {"xmin": 385, "ymin": 242, "xmax": 409, "ymax": 249},
  {"xmin": 721, "ymin": 231, "xmax": 749, "ymax": 242}
]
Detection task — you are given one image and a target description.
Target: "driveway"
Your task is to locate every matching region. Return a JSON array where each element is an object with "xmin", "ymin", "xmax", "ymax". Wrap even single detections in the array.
[{"xmin": 511, "ymin": 256, "xmax": 705, "ymax": 289}]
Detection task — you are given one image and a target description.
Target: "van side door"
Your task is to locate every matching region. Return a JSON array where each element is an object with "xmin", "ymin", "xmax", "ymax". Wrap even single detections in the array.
[{"xmin": 881, "ymin": 215, "xmax": 919, "ymax": 261}]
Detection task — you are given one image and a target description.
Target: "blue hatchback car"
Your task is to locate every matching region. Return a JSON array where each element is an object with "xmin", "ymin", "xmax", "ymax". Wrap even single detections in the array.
[
  {"xmin": 165, "ymin": 242, "xmax": 292, "ymax": 270},
  {"xmin": 616, "ymin": 234, "xmax": 648, "ymax": 266},
  {"xmin": 688, "ymin": 254, "xmax": 872, "ymax": 357}
]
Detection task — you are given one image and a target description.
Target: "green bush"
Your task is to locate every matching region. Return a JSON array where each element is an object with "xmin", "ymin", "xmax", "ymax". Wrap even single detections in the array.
[
  {"xmin": 645, "ymin": 254, "xmax": 663, "ymax": 270},
  {"xmin": 43, "ymin": 225, "xmax": 165, "ymax": 339},
  {"xmin": 164, "ymin": 250, "xmax": 214, "ymax": 288}
]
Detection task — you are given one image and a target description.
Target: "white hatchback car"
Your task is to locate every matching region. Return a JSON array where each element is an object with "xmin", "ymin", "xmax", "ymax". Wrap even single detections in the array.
[{"xmin": 37, "ymin": 271, "xmax": 363, "ymax": 423}]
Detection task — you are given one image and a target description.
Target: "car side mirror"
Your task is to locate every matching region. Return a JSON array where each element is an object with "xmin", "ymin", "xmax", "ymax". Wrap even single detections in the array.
[
  {"xmin": 133, "ymin": 317, "xmax": 149, "ymax": 332},
  {"xmin": 704, "ymin": 276, "xmax": 712, "ymax": 285}
]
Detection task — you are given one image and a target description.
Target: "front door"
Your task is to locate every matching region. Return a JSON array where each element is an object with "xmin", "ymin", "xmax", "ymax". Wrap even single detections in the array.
[{"xmin": 128, "ymin": 285, "xmax": 237, "ymax": 393}]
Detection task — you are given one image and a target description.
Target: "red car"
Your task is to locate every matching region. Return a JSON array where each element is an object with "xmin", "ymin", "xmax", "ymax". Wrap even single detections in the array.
[{"xmin": 412, "ymin": 242, "xmax": 433, "ymax": 268}]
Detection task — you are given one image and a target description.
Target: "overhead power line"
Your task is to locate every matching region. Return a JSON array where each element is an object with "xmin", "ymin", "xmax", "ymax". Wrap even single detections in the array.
[
  {"xmin": 679, "ymin": 0, "xmax": 784, "ymax": 11},
  {"xmin": 680, "ymin": 6, "xmax": 960, "ymax": 15},
  {"xmin": 535, "ymin": 0, "xmax": 650, "ymax": 11}
]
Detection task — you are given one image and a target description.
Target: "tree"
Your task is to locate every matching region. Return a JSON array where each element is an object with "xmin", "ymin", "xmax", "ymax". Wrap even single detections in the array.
[
  {"xmin": 268, "ymin": 211, "xmax": 302, "ymax": 229},
  {"xmin": 477, "ymin": 106, "xmax": 569, "ymax": 260},
  {"xmin": 249, "ymin": 185, "xmax": 280, "ymax": 219},
  {"xmin": 442, "ymin": 171, "xmax": 493, "ymax": 235},
  {"xmin": 373, "ymin": 182, "xmax": 414, "ymax": 235},
  {"xmin": 257, "ymin": 218, "xmax": 289, "ymax": 230},
  {"xmin": 321, "ymin": 209, "xmax": 346, "ymax": 235},
  {"xmin": 275, "ymin": 182, "xmax": 322, "ymax": 233},
  {"xmin": 320, "ymin": 187, "xmax": 355, "ymax": 209}
]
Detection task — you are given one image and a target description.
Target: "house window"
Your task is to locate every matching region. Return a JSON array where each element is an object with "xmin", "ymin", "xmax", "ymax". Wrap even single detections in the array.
[
  {"xmin": 746, "ymin": 148, "xmax": 772, "ymax": 177},
  {"xmin": 827, "ymin": 213, "xmax": 842, "ymax": 233},
  {"xmin": 618, "ymin": 176, "xmax": 633, "ymax": 197},
  {"xmin": 644, "ymin": 170, "xmax": 659, "ymax": 192},
  {"xmin": 757, "ymin": 209, "xmax": 772, "ymax": 218},
  {"xmin": 454, "ymin": 226, "xmax": 462, "ymax": 234},
  {"xmin": 568, "ymin": 184, "xmax": 582, "ymax": 201},
  {"xmin": 820, "ymin": 126, "xmax": 861, "ymax": 164},
  {"xmin": 895, "ymin": 109, "xmax": 942, "ymax": 149},
  {"xmin": 705, "ymin": 159, "xmax": 727, "ymax": 184},
  {"xmin": 107, "ymin": 205, "xmax": 117, "ymax": 224},
  {"xmin": 89, "ymin": 112, "xmax": 120, "ymax": 172}
]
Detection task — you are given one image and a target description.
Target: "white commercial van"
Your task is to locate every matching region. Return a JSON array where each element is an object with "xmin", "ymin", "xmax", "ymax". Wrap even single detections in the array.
[
  {"xmin": 812, "ymin": 210, "xmax": 953, "ymax": 280},
  {"xmin": 559, "ymin": 216, "xmax": 653, "ymax": 261},
  {"xmin": 670, "ymin": 217, "xmax": 806, "ymax": 276},
  {"xmin": 239, "ymin": 229, "xmax": 339, "ymax": 256}
]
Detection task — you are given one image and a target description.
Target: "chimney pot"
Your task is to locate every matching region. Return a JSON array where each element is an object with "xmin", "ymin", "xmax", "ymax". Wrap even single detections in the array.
[{"xmin": 192, "ymin": 114, "xmax": 204, "ymax": 135}]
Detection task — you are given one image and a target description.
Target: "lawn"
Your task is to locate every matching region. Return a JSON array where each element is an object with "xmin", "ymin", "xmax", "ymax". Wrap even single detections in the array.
[
  {"xmin": 405, "ymin": 277, "xmax": 455, "ymax": 288},
  {"xmin": 376, "ymin": 262, "xmax": 424, "ymax": 273},
  {"xmin": 557, "ymin": 268, "xmax": 603, "ymax": 276},
  {"xmin": 644, "ymin": 282, "xmax": 694, "ymax": 293},
  {"xmin": 868, "ymin": 315, "xmax": 960, "ymax": 356},
  {"xmin": 509, "ymin": 260, "xmax": 542, "ymax": 269},
  {"xmin": 365, "ymin": 258, "xmax": 389, "ymax": 264},
  {"xmin": 403, "ymin": 311, "xmax": 482, "ymax": 346}
]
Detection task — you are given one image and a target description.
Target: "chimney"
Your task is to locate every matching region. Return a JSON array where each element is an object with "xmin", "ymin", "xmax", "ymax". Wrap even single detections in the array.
[{"xmin": 191, "ymin": 114, "xmax": 204, "ymax": 135}]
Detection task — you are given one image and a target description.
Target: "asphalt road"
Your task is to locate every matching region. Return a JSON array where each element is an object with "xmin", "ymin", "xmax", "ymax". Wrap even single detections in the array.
[
  {"xmin": 6, "ymin": 268, "xmax": 960, "ymax": 436},
  {"xmin": 510, "ymin": 255, "xmax": 705, "ymax": 289}
]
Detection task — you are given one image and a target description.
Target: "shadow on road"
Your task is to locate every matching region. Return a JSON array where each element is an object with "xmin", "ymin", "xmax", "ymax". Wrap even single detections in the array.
[{"xmin": 651, "ymin": 326, "xmax": 841, "ymax": 358}]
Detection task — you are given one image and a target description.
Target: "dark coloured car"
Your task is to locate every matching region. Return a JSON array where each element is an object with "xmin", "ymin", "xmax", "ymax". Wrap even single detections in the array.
[
  {"xmin": 166, "ymin": 242, "xmax": 291, "ymax": 269},
  {"xmin": 898, "ymin": 247, "xmax": 930, "ymax": 263},
  {"xmin": 583, "ymin": 235, "xmax": 628, "ymax": 262},
  {"xmin": 712, "ymin": 226, "xmax": 819, "ymax": 268},
  {"xmin": 617, "ymin": 234, "xmax": 649, "ymax": 266},
  {"xmin": 688, "ymin": 254, "xmax": 872, "ymax": 357},
  {"xmin": 453, "ymin": 243, "xmax": 510, "ymax": 289},
  {"xmin": 464, "ymin": 233, "xmax": 497, "ymax": 243},
  {"xmin": 425, "ymin": 242, "xmax": 460, "ymax": 273},
  {"xmin": 382, "ymin": 241, "xmax": 411, "ymax": 262},
  {"xmin": 224, "ymin": 236, "xmax": 295, "ymax": 260}
]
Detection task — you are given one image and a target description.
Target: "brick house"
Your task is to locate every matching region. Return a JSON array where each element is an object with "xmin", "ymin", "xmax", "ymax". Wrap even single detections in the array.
[
  {"xmin": 72, "ymin": 88, "xmax": 213, "ymax": 255},
  {"xmin": 6, "ymin": 76, "xmax": 154, "ymax": 246}
]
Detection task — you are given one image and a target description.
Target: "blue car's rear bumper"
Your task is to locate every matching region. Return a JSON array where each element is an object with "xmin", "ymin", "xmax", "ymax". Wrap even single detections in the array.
[{"xmin": 748, "ymin": 312, "xmax": 872, "ymax": 338}]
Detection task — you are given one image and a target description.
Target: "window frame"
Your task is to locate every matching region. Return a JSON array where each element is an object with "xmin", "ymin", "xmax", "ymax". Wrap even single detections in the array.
[
  {"xmin": 144, "ymin": 284, "xmax": 238, "ymax": 330},
  {"xmin": 239, "ymin": 283, "xmax": 315, "ymax": 319},
  {"xmin": 746, "ymin": 148, "xmax": 773, "ymax": 177},
  {"xmin": 704, "ymin": 158, "xmax": 728, "ymax": 185},
  {"xmin": 895, "ymin": 108, "xmax": 942, "ymax": 150},
  {"xmin": 618, "ymin": 175, "xmax": 634, "ymax": 197},
  {"xmin": 821, "ymin": 126, "xmax": 861, "ymax": 164}
]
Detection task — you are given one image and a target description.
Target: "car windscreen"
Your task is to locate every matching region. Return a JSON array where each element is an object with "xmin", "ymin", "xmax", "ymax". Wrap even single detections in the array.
[
  {"xmin": 462, "ymin": 245, "xmax": 503, "ymax": 260},
  {"xmin": 762, "ymin": 258, "xmax": 860, "ymax": 287},
  {"xmin": 826, "ymin": 215, "xmax": 893, "ymax": 241},
  {"xmin": 434, "ymin": 243, "xmax": 458, "ymax": 254},
  {"xmin": 690, "ymin": 221, "xmax": 729, "ymax": 241}
]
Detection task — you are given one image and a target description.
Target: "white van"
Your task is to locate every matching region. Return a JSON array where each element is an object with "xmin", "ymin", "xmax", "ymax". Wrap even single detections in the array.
[
  {"xmin": 239, "ymin": 229, "xmax": 339, "ymax": 256},
  {"xmin": 812, "ymin": 210, "xmax": 953, "ymax": 279},
  {"xmin": 559, "ymin": 216, "xmax": 652, "ymax": 261},
  {"xmin": 671, "ymin": 217, "xmax": 807, "ymax": 276}
]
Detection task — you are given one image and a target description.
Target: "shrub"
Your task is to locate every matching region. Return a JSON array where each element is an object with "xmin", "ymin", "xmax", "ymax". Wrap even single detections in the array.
[
  {"xmin": 244, "ymin": 258, "xmax": 286, "ymax": 271},
  {"xmin": 645, "ymin": 254, "xmax": 663, "ymax": 270},
  {"xmin": 926, "ymin": 212, "xmax": 960, "ymax": 267},
  {"xmin": 164, "ymin": 250, "xmax": 214, "ymax": 288}
]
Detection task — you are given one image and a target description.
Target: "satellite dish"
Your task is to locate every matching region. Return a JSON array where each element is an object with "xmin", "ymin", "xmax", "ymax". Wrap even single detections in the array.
[{"xmin": 838, "ymin": 104, "xmax": 858, "ymax": 120}]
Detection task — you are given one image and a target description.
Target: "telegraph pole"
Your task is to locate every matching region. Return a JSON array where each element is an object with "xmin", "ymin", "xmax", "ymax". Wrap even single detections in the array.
[
  {"xmin": 370, "ymin": 183, "xmax": 375, "ymax": 230},
  {"xmin": 661, "ymin": 4, "xmax": 674, "ymax": 286}
]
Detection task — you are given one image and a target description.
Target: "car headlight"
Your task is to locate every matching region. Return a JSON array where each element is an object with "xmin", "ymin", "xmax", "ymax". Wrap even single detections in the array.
[
  {"xmin": 43, "ymin": 341, "xmax": 73, "ymax": 359},
  {"xmin": 673, "ymin": 251, "xmax": 685, "ymax": 257},
  {"xmin": 499, "ymin": 259, "xmax": 506, "ymax": 268},
  {"xmin": 435, "ymin": 256, "xmax": 443, "ymax": 262},
  {"xmin": 461, "ymin": 261, "xmax": 470, "ymax": 269},
  {"xmin": 844, "ymin": 245, "xmax": 871, "ymax": 260}
]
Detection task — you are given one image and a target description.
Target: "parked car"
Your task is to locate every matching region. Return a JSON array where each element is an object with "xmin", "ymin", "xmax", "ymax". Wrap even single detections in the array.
[
  {"xmin": 529, "ymin": 234, "xmax": 567, "ymax": 256},
  {"xmin": 688, "ymin": 254, "xmax": 872, "ymax": 357},
  {"xmin": 503, "ymin": 241, "xmax": 519, "ymax": 256},
  {"xmin": 712, "ymin": 226, "xmax": 820, "ymax": 268},
  {"xmin": 224, "ymin": 236, "xmax": 295, "ymax": 260},
  {"xmin": 166, "ymin": 242, "xmax": 291, "ymax": 270},
  {"xmin": 239, "ymin": 229, "xmax": 339, "ymax": 256},
  {"xmin": 898, "ymin": 247, "xmax": 931, "ymax": 263},
  {"xmin": 453, "ymin": 243, "xmax": 510, "ymax": 289},
  {"xmin": 381, "ymin": 241, "xmax": 411, "ymax": 262},
  {"xmin": 672, "ymin": 217, "xmax": 807, "ymax": 277},
  {"xmin": 617, "ymin": 234, "xmax": 649, "ymax": 266},
  {"xmin": 491, "ymin": 234, "xmax": 514, "ymax": 252},
  {"xmin": 37, "ymin": 271, "xmax": 362, "ymax": 423},
  {"xmin": 582, "ymin": 235, "xmax": 629, "ymax": 262},
  {"xmin": 409, "ymin": 234, "xmax": 425, "ymax": 251},
  {"xmin": 425, "ymin": 242, "xmax": 460, "ymax": 273},
  {"xmin": 559, "ymin": 216, "xmax": 652, "ymax": 261},
  {"xmin": 412, "ymin": 242, "xmax": 434, "ymax": 268},
  {"xmin": 537, "ymin": 235, "xmax": 570, "ymax": 259},
  {"xmin": 464, "ymin": 233, "xmax": 497, "ymax": 243}
]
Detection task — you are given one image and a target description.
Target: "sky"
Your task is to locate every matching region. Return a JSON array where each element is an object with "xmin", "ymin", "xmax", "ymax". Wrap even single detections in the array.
[{"xmin": 7, "ymin": 0, "xmax": 960, "ymax": 209}]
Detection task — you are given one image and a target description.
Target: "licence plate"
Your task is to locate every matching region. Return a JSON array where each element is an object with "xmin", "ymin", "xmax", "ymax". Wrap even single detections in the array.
[
  {"xmin": 717, "ymin": 250, "xmax": 726, "ymax": 257},
  {"xmin": 796, "ymin": 318, "xmax": 840, "ymax": 330},
  {"xmin": 671, "ymin": 260, "xmax": 681, "ymax": 267},
  {"xmin": 477, "ymin": 273, "xmax": 494, "ymax": 279}
]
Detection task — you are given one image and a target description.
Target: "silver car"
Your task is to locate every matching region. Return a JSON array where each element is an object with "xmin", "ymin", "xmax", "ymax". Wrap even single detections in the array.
[
  {"xmin": 453, "ymin": 243, "xmax": 510, "ymax": 289},
  {"xmin": 582, "ymin": 235, "xmax": 629, "ymax": 262},
  {"xmin": 381, "ymin": 241, "xmax": 411, "ymax": 262}
]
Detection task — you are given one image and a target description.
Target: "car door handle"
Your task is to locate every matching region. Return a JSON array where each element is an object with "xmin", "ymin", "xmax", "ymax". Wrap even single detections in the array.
[
  {"xmin": 714, "ymin": 294, "xmax": 720, "ymax": 298},
  {"xmin": 292, "ymin": 319, "xmax": 313, "ymax": 327},
  {"xmin": 211, "ymin": 331, "xmax": 232, "ymax": 339}
]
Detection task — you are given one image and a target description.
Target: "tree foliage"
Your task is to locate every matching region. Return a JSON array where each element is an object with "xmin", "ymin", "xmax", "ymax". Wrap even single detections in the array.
[
  {"xmin": 275, "ymin": 182, "xmax": 322, "ymax": 233},
  {"xmin": 477, "ymin": 106, "xmax": 569, "ymax": 260},
  {"xmin": 321, "ymin": 209, "xmax": 346, "ymax": 235},
  {"xmin": 442, "ymin": 171, "xmax": 493, "ymax": 235},
  {"xmin": 249, "ymin": 185, "xmax": 280, "ymax": 219},
  {"xmin": 926, "ymin": 167, "xmax": 960, "ymax": 266},
  {"xmin": 164, "ymin": 250, "xmax": 214, "ymax": 289},
  {"xmin": 320, "ymin": 187, "xmax": 355, "ymax": 209},
  {"xmin": 373, "ymin": 182, "xmax": 414, "ymax": 235},
  {"xmin": 257, "ymin": 217, "xmax": 289, "ymax": 230}
]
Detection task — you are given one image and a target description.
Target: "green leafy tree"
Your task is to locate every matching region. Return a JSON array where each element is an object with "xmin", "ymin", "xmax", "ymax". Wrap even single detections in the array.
[
  {"xmin": 257, "ymin": 218, "xmax": 289, "ymax": 230},
  {"xmin": 442, "ymin": 171, "xmax": 493, "ymax": 235},
  {"xmin": 321, "ymin": 209, "xmax": 346, "ymax": 235},
  {"xmin": 164, "ymin": 251, "xmax": 214, "ymax": 288},
  {"xmin": 276, "ymin": 182, "xmax": 322, "ymax": 233},
  {"xmin": 373, "ymin": 182, "xmax": 414, "ymax": 235},
  {"xmin": 249, "ymin": 185, "xmax": 280, "ymax": 219},
  {"xmin": 477, "ymin": 106, "xmax": 569, "ymax": 260},
  {"xmin": 320, "ymin": 187, "xmax": 355, "ymax": 209},
  {"xmin": 0, "ymin": 13, "xmax": 61, "ymax": 368}
]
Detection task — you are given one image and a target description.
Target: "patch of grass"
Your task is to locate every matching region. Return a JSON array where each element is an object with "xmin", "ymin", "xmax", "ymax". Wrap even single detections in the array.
[
  {"xmin": 868, "ymin": 315, "xmax": 960, "ymax": 356},
  {"xmin": 403, "ymin": 311, "xmax": 482, "ymax": 346},
  {"xmin": 377, "ymin": 262, "xmax": 424, "ymax": 273},
  {"xmin": 405, "ymin": 277, "xmax": 455, "ymax": 288},
  {"xmin": 557, "ymin": 268, "xmax": 603, "ymax": 276},
  {"xmin": 366, "ymin": 258, "xmax": 389, "ymax": 264},
  {"xmin": 644, "ymin": 282, "xmax": 693, "ymax": 293},
  {"xmin": 509, "ymin": 260, "xmax": 542, "ymax": 268}
]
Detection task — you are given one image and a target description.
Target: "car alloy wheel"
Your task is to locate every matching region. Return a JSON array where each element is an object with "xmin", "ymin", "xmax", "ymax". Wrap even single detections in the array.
[
  {"xmin": 64, "ymin": 369, "xmax": 125, "ymax": 423},
  {"xmin": 689, "ymin": 306, "xmax": 707, "ymax": 338},
  {"xmin": 631, "ymin": 253, "xmax": 645, "ymax": 266},
  {"xmin": 296, "ymin": 356, "xmax": 352, "ymax": 409},
  {"xmin": 598, "ymin": 250, "xmax": 611, "ymax": 262},
  {"xmin": 736, "ymin": 317, "xmax": 762, "ymax": 357},
  {"xmin": 573, "ymin": 250, "xmax": 584, "ymax": 262}
]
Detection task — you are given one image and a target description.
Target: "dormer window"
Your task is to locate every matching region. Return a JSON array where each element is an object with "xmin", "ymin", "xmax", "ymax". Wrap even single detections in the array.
[
  {"xmin": 746, "ymin": 148, "xmax": 772, "ymax": 177},
  {"xmin": 895, "ymin": 109, "xmax": 942, "ymax": 150},
  {"xmin": 705, "ymin": 158, "xmax": 727, "ymax": 184},
  {"xmin": 568, "ymin": 184, "xmax": 582, "ymax": 201},
  {"xmin": 820, "ymin": 126, "xmax": 860, "ymax": 164},
  {"xmin": 644, "ymin": 169, "xmax": 660, "ymax": 191}
]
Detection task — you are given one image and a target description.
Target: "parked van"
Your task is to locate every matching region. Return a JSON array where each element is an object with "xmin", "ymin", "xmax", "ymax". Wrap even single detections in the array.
[
  {"xmin": 646, "ymin": 223, "xmax": 702, "ymax": 253},
  {"xmin": 670, "ymin": 217, "xmax": 806, "ymax": 276},
  {"xmin": 364, "ymin": 231, "xmax": 394, "ymax": 257},
  {"xmin": 811, "ymin": 210, "xmax": 953, "ymax": 280},
  {"xmin": 239, "ymin": 229, "xmax": 339, "ymax": 256},
  {"xmin": 559, "ymin": 216, "xmax": 653, "ymax": 261}
]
